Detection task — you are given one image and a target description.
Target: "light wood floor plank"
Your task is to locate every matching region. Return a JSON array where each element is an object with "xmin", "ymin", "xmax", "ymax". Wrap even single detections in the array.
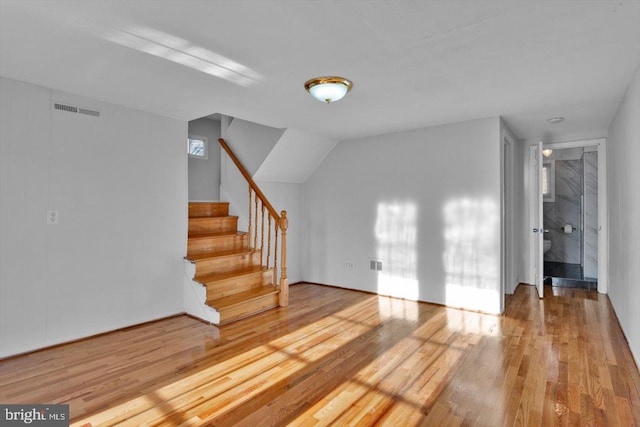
[{"xmin": 1, "ymin": 283, "xmax": 639, "ymax": 426}]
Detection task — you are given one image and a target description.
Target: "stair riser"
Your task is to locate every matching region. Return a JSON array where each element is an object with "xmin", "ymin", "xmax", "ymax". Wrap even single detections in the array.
[
  {"xmin": 219, "ymin": 294, "xmax": 280, "ymax": 325},
  {"xmin": 189, "ymin": 217, "xmax": 238, "ymax": 235},
  {"xmin": 194, "ymin": 252, "xmax": 261, "ymax": 276},
  {"xmin": 205, "ymin": 271, "xmax": 273, "ymax": 301},
  {"xmin": 188, "ymin": 235, "xmax": 248, "ymax": 255},
  {"xmin": 189, "ymin": 202, "xmax": 229, "ymax": 218}
]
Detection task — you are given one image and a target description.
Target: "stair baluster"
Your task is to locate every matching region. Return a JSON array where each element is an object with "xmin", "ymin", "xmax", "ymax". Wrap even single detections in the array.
[{"xmin": 247, "ymin": 184, "xmax": 252, "ymax": 250}]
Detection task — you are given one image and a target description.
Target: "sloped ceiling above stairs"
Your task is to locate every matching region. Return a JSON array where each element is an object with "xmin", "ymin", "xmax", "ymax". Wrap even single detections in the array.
[
  {"xmin": 254, "ymin": 129, "xmax": 337, "ymax": 184},
  {"xmin": 225, "ymin": 118, "xmax": 285, "ymax": 176}
]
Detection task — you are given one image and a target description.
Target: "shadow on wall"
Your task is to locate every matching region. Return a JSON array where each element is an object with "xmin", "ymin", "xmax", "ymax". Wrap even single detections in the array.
[
  {"xmin": 443, "ymin": 198, "xmax": 500, "ymax": 313},
  {"xmin": 375, "ymin": 202, "xmax": 419, "ymax": 301}
]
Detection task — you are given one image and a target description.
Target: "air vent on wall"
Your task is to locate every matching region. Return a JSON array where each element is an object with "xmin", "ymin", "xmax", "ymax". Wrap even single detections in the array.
[
  {"xmin": 54, "ymin": 103, "xmax": 77, "ymax": 113},
  {"xmin": 53, "ymin": 102, "xmax": 101, "ymax": 118},
  {"xmin": 78, "ymin": 108, "xmax": 100, "ymax": 117}
]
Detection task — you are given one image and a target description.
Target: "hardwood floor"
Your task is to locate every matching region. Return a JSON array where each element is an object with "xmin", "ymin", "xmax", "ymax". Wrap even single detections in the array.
[{"xmin": 1, "ymin": 283, "xmax": 639, "ymax": 426}]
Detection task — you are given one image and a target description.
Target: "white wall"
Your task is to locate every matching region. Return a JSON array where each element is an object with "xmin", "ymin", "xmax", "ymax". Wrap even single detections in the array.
[
  {"xmin": 220, "ymin": 118, "xmax": 303, "ymax": 284},
  {"xmin": 0, "ymin": 78, "xmax": 187, "ymax": 358},
  {"xmin": 607, "ymin": 65, "xmax": 640, "ymax": 365},
  {"xmin": 256, "ymin": 181, "xmax": 303, "ymax": 284},
  {"xmin": 225, "ymin": 118, "xmax": 285, "ymax": 175},
  {"xmin": 221, "ymin": 117, "xmax": 284, "ymax": 226},
  {"xmin": 303, "ymin": 117, "xmax": 503, "ymax": 314},
  {"xmin": 188, "ymin": 117, "xmax": 221, "ymax": 201}
]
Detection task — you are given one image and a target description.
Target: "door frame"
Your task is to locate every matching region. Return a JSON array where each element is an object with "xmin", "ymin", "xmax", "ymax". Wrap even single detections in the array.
[
  {"xmin": 501, "ymin": 127, "xmax": 517, "ymax": 310},
  {"xmin": 528, "ymin": 138, "xmax": 608, "ymax": 294},
  {"xmin": 528, "ymin": 143, "xmax": 544, "ymax": 297}
]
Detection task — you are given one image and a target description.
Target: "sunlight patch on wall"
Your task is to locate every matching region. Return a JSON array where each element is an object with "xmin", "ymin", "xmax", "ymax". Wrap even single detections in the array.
[
  {"xmin": 375, "ymin": 202, "xmax": 419, "ymax": 301},
  {"xmin": 104, "ymin": 26, "xmax": 262, "ymax": 86},
  {"xmin": 443, "ymin": 198, "xmax": 500, "ymax": 313}
]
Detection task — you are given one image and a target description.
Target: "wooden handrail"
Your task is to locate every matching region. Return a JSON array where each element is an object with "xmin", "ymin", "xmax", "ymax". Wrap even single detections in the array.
[
  {"xmin": 218, "ymin": 138, "xmax": 280, "ymax": 221},
  {"xmin": 218, "ymin": 137, "xmax": 289, "ymax": 307}
]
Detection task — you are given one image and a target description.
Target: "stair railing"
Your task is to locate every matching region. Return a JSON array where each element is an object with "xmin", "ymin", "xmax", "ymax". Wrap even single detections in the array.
[{"xmin": 218, "ymin": 138, "xmax": 289, "ymax": 306}]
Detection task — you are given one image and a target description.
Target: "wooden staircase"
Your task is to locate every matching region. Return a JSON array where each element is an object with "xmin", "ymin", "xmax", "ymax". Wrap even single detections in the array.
[{"xmin": 186, "ymin": 202, "xmax": 281, "ymax": 325}]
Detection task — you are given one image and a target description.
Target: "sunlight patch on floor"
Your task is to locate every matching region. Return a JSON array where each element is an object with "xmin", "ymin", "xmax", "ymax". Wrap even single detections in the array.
[
  {"xmin": 378, "ymin": 296, "xmax": 419, "ymax": 322},
  {"xmin": 70, "ymin": 297, "xmax": 378, "ymax": 426}
]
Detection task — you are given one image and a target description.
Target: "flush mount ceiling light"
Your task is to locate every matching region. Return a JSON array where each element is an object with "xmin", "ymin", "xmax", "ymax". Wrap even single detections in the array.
[
  {"xmin": 547, "ymin": 117, "xmax": 565, "ymax": 124},
  {"xmin": 304, "ymin": 76, "xmax": 353, "ymax": 103},
  {"xmin": 542, "ymin": 149, "xmax": 553, "ymax": 157}
]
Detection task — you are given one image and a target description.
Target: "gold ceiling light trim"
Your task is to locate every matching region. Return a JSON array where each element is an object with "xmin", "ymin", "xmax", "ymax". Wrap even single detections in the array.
[{"xmin": 304, "ymin": 76, "xmax": 353, "ymax": 103}]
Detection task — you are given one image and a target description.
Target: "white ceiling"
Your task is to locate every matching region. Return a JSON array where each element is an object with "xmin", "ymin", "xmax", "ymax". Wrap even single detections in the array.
[{"xmin": 1, "ymin": 0, "xmax": 638, "ymax": 142}]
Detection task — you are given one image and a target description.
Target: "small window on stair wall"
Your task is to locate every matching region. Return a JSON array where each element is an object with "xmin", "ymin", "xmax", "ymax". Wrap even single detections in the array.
[{"xmin": 188, "ymin": 135, "xmax": 208, "ymax": 159}]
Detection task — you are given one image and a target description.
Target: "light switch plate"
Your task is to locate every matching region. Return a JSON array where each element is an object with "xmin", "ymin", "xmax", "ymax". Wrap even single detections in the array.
[{"xmin": 47, "ymin": 210, "xmax": 59, "ymax": 224}]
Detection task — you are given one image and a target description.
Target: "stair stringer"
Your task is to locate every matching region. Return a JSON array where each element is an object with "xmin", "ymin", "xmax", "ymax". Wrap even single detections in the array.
[{"xmin": 183, "ymin": 259, "xmax": 220, "ymax": 324}]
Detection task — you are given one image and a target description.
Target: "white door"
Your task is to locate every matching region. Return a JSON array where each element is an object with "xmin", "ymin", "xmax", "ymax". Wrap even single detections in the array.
[{"xmin": 529, "ymin": 142, "xmax": 544, "ymax": 298}]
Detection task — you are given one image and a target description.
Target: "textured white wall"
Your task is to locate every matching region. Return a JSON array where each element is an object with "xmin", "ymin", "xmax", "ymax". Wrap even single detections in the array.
[
  {"xmin": 0, "ymin": 78, "xmax": 187, "ymax": 358},
  {"xmin": 607, "ymin": 65, "xmax": 640, "ymax": 365},
  {"xmin": 303, "ymin": 118, "xmax": 503, "ymax": 313}
]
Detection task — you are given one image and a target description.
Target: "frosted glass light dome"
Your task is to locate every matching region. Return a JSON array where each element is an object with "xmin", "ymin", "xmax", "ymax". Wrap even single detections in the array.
[{"xmin": 304, "ymin": 77, "xmax": 353, "ymax": 103}]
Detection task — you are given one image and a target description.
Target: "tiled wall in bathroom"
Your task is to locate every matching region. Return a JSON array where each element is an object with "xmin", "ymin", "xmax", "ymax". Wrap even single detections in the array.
[
  {"xmin": 544, "ymin": 158, "xmax": 582, "ymax": 264},
  {"xmin": 584, "ymin": 151, "xmax": 598, "ymax": 280}
]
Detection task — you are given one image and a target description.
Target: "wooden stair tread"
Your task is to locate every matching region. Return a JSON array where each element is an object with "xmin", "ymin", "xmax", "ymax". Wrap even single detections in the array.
[
  {"xmin": 189, "ymin": 202, "xmax": 230, "ymax": 218},
  {"xmin": 189, "ymin": 202, "xmax": 229, "ymax": 205},
  {"xmin": 186, "ymin": 190, "xmax": 285, "ymax": 324},
  {"xmin": 188, "ymin": 215, "xmax": 238, "ymax": 220},
  {"xmin": 187, "ymin": 230, "xmax": 247, "ymax": 239},
  {"xmin": 207, "ymin": 285, "xmax": 279, "ymax": 310},
  {"xmin": 185, "ymin": 248, "xmax": 257, "ymax": 262},
  {"xmin": 195, "ymin": 266, "xmax": 270, "ymax": 284}
]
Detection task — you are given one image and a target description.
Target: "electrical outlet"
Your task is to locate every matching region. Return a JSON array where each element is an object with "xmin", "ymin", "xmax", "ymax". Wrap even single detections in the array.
[
  {"xmin": 376, "ymin": 261, "xmax": 383, "ymax": 271},
  {"xmin": 46, "ymin": 210, "xmax": 59, "ymax": 225},
  {"xmin": 344, "ymin": 261, "xmax": 354, "ymax": 270}
]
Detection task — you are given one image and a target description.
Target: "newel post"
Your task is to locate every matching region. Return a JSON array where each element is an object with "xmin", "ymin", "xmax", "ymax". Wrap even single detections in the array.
[{"xmin": 279, "ymin": 210, "xmax": 289, "ymax": 307}]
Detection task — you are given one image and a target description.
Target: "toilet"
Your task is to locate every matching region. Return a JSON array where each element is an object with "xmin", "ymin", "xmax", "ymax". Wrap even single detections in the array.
[{"xmin": 543, "ymin": 239, "xmax": 551, "ymax": 253}]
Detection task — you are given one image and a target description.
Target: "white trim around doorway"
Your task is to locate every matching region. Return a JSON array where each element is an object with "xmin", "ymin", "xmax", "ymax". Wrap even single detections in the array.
[{"xmin": 540, "ymin": 138, "xmax": 607, "ymax": 294}]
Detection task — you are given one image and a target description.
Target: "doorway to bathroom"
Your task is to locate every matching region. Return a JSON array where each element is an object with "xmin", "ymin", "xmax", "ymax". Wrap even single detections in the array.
[
  {"xmin": 535, "ymin": 138, "xmax": 608, "ymax": 293},
  {"xmin": 541, "ymin": 145, "xmax": 598, "ymax": 289}
]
